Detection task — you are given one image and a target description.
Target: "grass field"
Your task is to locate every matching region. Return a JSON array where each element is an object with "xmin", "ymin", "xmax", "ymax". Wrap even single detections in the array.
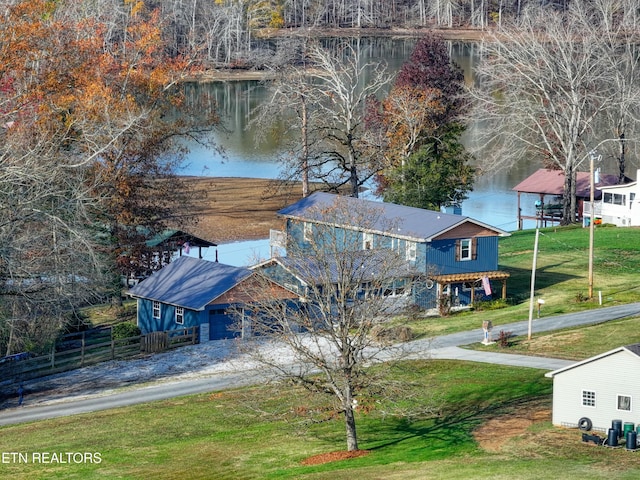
[{"xmin": 2, "ymin": 225, "xmax": 640, "ymax": 479}]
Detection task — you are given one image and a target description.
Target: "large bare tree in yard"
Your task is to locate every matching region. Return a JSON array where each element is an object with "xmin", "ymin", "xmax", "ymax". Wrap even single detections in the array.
[
  {"xmin": 469, "ymin": 2, "xmax": 628, "ymax": 225},
  {"xmin": 237, "ymin": 197, "xmax": 423, "ymax": 452}
]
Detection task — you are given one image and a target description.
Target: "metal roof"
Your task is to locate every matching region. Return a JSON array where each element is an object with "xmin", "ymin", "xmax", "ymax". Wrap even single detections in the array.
[
  {"xmin": 127, "ymin": 256, "xmax": 252, "ymax": 310},
  {"xmin": 512, "ymin": 169, "xmax": 631, "ymax": 199},
  {"xmin": 146, "ymin": 229, "xmax": 217, "ymax": 248},
  {"xmin": 277, "ymin": 192, "xmax": 509, "ymax": 241}
]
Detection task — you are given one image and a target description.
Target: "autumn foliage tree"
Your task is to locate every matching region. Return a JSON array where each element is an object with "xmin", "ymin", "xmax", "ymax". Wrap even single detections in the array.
[
  {"xmin": 0, "ymin": 0, "xmax": 216, "ymax": 355},
  {"xmin": 371, "ymin": 33, "xmax": 474, "ymax": 210}
]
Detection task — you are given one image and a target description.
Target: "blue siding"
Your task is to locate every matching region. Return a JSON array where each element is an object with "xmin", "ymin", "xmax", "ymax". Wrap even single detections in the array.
[
  {"xmin": 137, "ymin": 298, "xmax": 203, "ymax": 334},
  {"xmin": 280, "ymin": 219, "xmax": 501, "ymax": 311},
  {"xmin": 426, "ymin": 236, "xmax": 498, "ymax": 275}
]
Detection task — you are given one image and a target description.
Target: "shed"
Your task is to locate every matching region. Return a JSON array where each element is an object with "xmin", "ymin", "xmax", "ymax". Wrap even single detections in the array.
[
  {"xmin": 127, "ymin": 256, "xmax": 297, "ymax": 342},
  {"xmin": 545, "ymin": 344, "xmax": 640, "ymax": 432},
  {"xmin": 512, "ymin": 169, "xmax": 631, "ymax": 229}
]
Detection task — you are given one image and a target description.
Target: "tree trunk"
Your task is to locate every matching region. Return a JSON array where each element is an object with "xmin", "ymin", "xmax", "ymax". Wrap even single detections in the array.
[
  {"xmin": 301, "ymin": 96, "xmax": 309, "ymax": 197},
  {"xmin": 618, "ymin": 132, "xmax": 626, "ymax": 183},
  {"xmin": 344, "ymin": 401, "xmax": 359, "ymax": 451},
  {"xmin": 561, "ymin": 166, "xmax": 575, "ymax": 225}
]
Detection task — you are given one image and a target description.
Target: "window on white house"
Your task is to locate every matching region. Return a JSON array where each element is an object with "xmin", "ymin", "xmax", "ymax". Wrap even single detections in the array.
[
  {"xmin": 603, "ymin": 192, "xmax": 626, "ymax": 206},
  {"xmin": 363, "ymin": 232, "xmax": 373, "ymax": 250},
  {"xmin": 460, "ymin": 239, "xmax": 472, "ymax": 260},
  {"xmin": 582, "ymin": 390, "xmax": 596, "ymax": 407},
  {"xmin": 152, "ymin": 301, "xmax": 161, "ymax": 319},
  {"xmin": 617, "ymin": 394, "xmax": 632, "ymax": 412},
  {"xmin": 303, "ymin": 222, "xmax": 312, "ymax": 242},
  {"xmin": 175, "ymin": 306, "xmax": 184, "ymax": 325}
]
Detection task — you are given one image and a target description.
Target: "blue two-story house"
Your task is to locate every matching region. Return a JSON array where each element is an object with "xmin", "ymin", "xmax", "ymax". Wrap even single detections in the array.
[{"xmin": 259, "ymin": 192, "xmax": 510, "ymax": 310}]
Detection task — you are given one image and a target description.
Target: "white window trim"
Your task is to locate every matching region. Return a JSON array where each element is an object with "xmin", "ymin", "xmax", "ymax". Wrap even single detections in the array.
[
  {"xmin": 460, "ymin": 238, "xmax": 472, "ymax": 261},
  {"xmin": 616, "ymin": 394, "xmax": 632, "ymax": 412},
  {"xmin": 175, "ymin": 306, "xmax": 184, "ymax": 325},
  {"xmin": 303, "ymin": 222, "xmax": 312, "ymax": 242},
  {"xmin": 406, "ymin": 241, "xmax": 417, "ymax": 261},
  {"xmin": 152, "ymin": 300, "xmax": 161, "ymax": 319},
  {"xmin": 363, "ymin": 232, "xmax": 373, "ymax": 250},
  {"xmin": 582, "ymin": 389, "xmax": 596, "ymax": 408},
  {"xmin": 391, "ymin": 237, "xmax": 401, "ymax": 253}
]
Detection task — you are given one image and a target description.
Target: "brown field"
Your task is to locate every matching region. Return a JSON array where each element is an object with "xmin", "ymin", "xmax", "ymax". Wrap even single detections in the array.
[{"xmin": 179, "ymin": 176, "xmax": 307, "ymax": 243}]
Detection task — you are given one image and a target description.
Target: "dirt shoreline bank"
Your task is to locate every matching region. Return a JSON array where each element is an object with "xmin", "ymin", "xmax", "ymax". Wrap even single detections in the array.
[{"xmin": 180, "ymin": 176, "xmax": 306, "ymax": 244}]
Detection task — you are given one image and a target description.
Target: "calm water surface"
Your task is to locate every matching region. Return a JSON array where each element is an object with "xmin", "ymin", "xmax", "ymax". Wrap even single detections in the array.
[{"xmin": 177, "ymin": 39, "xmax": 562, "ymax": 265}]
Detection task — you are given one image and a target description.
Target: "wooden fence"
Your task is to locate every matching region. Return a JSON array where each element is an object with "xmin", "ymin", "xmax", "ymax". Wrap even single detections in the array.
[{"xmin": 0, "ymin": 325, "xmax": 199, "ymax": 386}]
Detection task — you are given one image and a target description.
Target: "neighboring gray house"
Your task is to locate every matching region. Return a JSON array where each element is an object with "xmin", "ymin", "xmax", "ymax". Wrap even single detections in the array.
[{"xmin": 545, "ymin": 344, "xmax": 640, "ymax": 432}]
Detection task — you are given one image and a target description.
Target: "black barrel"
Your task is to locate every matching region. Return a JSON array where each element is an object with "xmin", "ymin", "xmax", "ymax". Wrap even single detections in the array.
[
  {"xmin": 626, "ymin": 431, "xmax": 637, "ymax": 450},
  {"xmin": 607, "ymin": 428, "xmax": 619, "ymax": 447},
  {"xmin": 612, "ymin": 419, "xmax": 623, "ymax": 437}
]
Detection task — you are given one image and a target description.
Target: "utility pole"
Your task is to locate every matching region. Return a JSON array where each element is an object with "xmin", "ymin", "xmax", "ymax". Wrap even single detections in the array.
[
  {"xmin": 528, "ymin": 228, "xmax": 540, "ymax": 341},
  {"xmin": 588, "ymin": 150, "xmax": 599, "ymax": 299}
]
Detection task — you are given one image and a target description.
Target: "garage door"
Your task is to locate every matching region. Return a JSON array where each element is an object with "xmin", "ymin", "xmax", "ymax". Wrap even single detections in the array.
[{"xmin": 208, "ymin": 308, "xmax": 238, "ymax": 340}]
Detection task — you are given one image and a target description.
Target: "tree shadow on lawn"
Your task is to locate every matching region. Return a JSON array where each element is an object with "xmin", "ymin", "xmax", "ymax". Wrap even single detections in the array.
[
  {"xmin": 503, "ymin": 262, "xmax": 580, "ymax": 295},
  {"xmin": 364, "ymin": 390, "xmax": 549, "ymax": 457}
]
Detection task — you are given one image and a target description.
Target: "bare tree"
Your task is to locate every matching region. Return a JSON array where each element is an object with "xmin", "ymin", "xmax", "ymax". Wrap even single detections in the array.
[
  {"xmin": 468, "ymin": 2, "xmax": 621, "ymax": 225},
  {"xmin": 304, "ymin": 41, "xmax": 392, "ymax": 197},
  {"xmin": 237, "ymin": 197, "xmax": 424, "ymax": 452}
]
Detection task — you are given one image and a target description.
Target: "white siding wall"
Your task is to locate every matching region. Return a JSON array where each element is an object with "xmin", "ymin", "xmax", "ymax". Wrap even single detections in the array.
[{"xmin": 551, "ymin": 351, "xmax": 640, "ymax": 432}]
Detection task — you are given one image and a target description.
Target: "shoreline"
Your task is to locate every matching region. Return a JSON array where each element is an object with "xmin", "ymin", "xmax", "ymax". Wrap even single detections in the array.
[{"xmin": 186, "ymin": 26, "xmax": 490, "ymax": 83}]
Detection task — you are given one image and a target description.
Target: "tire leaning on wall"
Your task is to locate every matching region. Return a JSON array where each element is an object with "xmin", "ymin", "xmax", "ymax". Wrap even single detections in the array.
[{"xmin": 578, "ymin": 417, "xmax": 593, "ymax": 431}]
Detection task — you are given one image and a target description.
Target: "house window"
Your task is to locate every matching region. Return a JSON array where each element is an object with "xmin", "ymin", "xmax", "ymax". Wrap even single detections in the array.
[
  {"xmin": 391, "ymin": 237, "xmax": 401, "ymax": 253},
  {"xmin": 406, "ymin": 241, "xmax": 417, "ymax": 261},
  {"xmin": 363, "ymin": 232, "xmax": 373, "ymax": 250},
  {"xmin": 303, "ymin": 222, "xmax": 313, "ymax": 242},
  {"xmin": 152, "ymin": 301, "xmax": 161, "ymax": 319},
  {"xmin": 582, "ymin": 390, "xmax": 596, "ymax": 408},
  {"xmin": 617, "ymin": 394, "xmax": 632, "ymax": 412},
  {"xmin": 460, "ymin": 239, "xmax": 472, "ymax": 260},
  {"xmin": 175, "ymin": 306, "xmax": 184, "ymax": 325},
  {"xmin": 603, "ymin": 193, "xmax": 626, "ymax": 206}
]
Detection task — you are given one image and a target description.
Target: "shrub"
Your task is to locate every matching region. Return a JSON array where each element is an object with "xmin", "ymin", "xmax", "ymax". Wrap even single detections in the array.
[
  {"xmin": 371, "ymin": 325, "xmax": 414, "ymax": 344},
  {"xmin": 498, "ymin": 330, "xmax": 513, "ymax": 348},
  {"xmin": 112, "ymin": 322, "xmax": 141, "ymax": 340}
]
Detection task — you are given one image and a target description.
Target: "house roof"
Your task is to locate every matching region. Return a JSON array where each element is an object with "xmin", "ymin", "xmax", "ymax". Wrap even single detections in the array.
[
  {"xmin": 512, "ymin": 169, "xmax": 632, "ymax": 199},
  {"xmin": 127, "ymin": 256, "xmax": 252, "ymax": 310},
  {"xmin": 544, "ymin": 343, "xmax": 640, "ymax": 378},
  {"xmin": 277, "ymin": 192, "xmax": 509, "ymax": 242},
  {"xmin": 146, "ymin": 229, "xmax": 217, "ymax": 248}
]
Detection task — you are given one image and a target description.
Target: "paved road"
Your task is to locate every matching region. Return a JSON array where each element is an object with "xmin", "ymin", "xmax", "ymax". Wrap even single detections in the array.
[{"xmin": 1, "ymin": 302, "xmax": 639, "ymax": 427}]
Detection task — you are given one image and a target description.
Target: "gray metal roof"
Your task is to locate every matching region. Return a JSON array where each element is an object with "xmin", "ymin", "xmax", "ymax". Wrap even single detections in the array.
[
  {"xmin": 277, "ymin": 192, "xmax": 508, "ymax": 241},
  {"xmin": 127, "ymin": 256, "xmax": 252, "ymax": 310}
]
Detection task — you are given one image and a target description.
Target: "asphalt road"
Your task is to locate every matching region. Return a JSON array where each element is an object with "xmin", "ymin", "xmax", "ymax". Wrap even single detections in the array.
[{"xmin": 1, "ymin": 302, "xmax": 639, "ymax": 427}]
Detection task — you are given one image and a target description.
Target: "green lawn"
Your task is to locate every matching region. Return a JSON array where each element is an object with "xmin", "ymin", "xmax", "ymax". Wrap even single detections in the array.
[
  {"xmin": 1, "ymin": 360, "xmax": 639, "ymax": 479},
  {"xmin": 2, "ymin": 226, "xmax": 640, "ymax": 479},
  {"xmin": 400, "ymin": 225, "xmax": 640, "ymax": 339}
]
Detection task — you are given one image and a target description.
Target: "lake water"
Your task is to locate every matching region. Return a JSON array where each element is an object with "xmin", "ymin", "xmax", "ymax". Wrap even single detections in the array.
[{"xmin": 175, "ymin": 39, "xmax": 555, "ymax": 265}]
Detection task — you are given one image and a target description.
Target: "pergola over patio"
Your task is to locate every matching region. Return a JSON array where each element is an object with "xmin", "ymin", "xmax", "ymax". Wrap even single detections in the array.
[{"xmin": 431, "ymin": 270, "xmax": 510, "ymax": 304}]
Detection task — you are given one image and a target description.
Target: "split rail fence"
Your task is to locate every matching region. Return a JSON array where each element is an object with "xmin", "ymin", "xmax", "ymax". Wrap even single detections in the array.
[{"xmin": 0, "ymin": 326, "xmax": 198, "ymax": 386}]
